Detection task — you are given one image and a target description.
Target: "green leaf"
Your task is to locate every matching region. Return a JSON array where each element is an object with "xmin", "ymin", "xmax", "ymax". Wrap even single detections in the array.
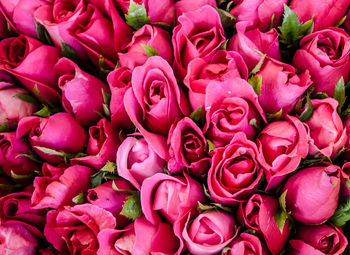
[
  {"xmin": 101, "ymin": 88, "xmax": 111, "ymax": 105},
  {"xmin": 72, "ymin": 192, "xmax": 85, "ymax": 204},
  {"xmin": 90, "ymin": 171, "xmax": 107, "ymax": 188},
  {"xmin": 103, "ymin": 104, "xmax": 111, "ymax": 119},
  {"xmin": 279, "ymin": 4, "xmax": 300, "ymax": 44},
  {"xmin": 274, "ymin": 208, "xmax": 288, "ymax": 234},
  {"xmin": 0, "ymin": 122, "xmax": 8, "ymax": 132},
  {"xmin": 331, "ymin": 198, "xmax": 350, "ymax": 227},
  {"xmin": 141, "ymin": 44, "xmax": 159, "ymax": 57},
  {"xmin": 216, "ymin": 8, "xmax": 236, "ymax": 29},
  {"xmin": 10, "ymin": 170, "xmax": 33, "ymax": 180},
  {"xmin": 333, "ymin": 77, "xmax": 346, "ymax": 114},
  {"xmin": 125, "ymin": 0, "xmax": 150, "ymax": 30},
  {"xmin": 279, "ymin": 190, "xmax": 288, "ymax": 212},
  {"xmin": 14, "ymin": 93, "xmax": 39, "ymax": 105},
  {"xmin": 190, "ymin": 106, "xmax": 203, "ymax": 123},
  {"xmin": 299, "ymin": 89, "xmax": 314, "ymax": 122},
  {"xmin": 33, "ymin": 84, "xmax": 54, "ymax": 108},
  {"xmin": 266, "ymin": 109, "xmax": 283, "ymax": 122},
  {"xmin": 61, "ymin": 42, "xmax": 80, "ymax": 63},
  {"xmin": 35, "ymin": 106, "xmax": 51, "ymax": 117},
  {"xmin": 207, "ymin": 139, "xmax": 216, "ymax": 152},
  {"xmin": 120, "ymin": 193, "xmax": 142, "ymax": 220},
  {"xmin": 335, "ymin": 15, "xmax": 347, "ymax": 28},
  {"xmin": 298, "ymin": 18, "xmax": 314, "ymax": 37},
  {"xmin": 101, "ymin": 161, "xmax": 117, "ymax": 173},
  {"xmin": 250, "ymin": 54, "xmax": 266, "ymax": 76},
  {"xmin": 248, "ymin": 75, "xmax": 262, "ymax": 95}
]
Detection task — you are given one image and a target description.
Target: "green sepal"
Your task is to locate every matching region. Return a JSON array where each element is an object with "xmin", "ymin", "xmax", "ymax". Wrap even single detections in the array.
[
  {"xmin": 190, "ymin": 106, "xmax": 203, "ymax": 123},
  {"xmin": 248, "ymin": 75, "xmax": 262, "ymax": 95},
  {"xmin": 141, "ymin": 44, "xmax": 159, "ymax": 57},
  {"xmin": 120, "ymin": 192, "xmax": 142, "ymax": 220},
  {"xmin": 72, "ymin": 192, "xmax": 85, "ymax": 204},
  {"xmin": 125, "ymin": 0, "xmax": 150, "ymax": 30},
  {"xmin": 333, "ymin": 77, "xmax": 346, "ymax": 114}
]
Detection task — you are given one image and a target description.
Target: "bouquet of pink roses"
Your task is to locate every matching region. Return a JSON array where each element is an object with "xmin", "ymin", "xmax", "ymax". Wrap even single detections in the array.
[{"xmin": 0, "ymin": 0, "xmax": 350, "ymax": 254}]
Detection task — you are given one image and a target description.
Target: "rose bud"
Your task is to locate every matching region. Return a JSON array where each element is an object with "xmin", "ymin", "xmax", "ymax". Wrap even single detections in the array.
[
  {"xmin": 305, "ymin": 98, "xmax": 347, "ymax": 159},
  {"xmin": 71, "ymin": 118, "xmax": 121, "ymax": 170},
  {"xmin": 293, "ymin": 28, "xmax": 350, "ymax": 96},
  {"xmin": 16, "ymin": 113, "xmax": 87, "ymax": 164},
  {"xmin": 117, "ymin": 136, "xmax": 165, "ymax": 190},
  {"xmin": 119, "ymin": 25, "xmax": 173, "ymax": 70},
  {"xmin": 175, "ymin": 0, "xmax": 217, "ymax": 18},
  {"xmin": 290, "ymin": 0, "xmax": 350, "ymax": 31},
  {"xmin": 124, "ymin": 56, "xmax": 189, "ymax": 160},
  {"xmin": 0, "ymin": 132, "xmax": 41, "ymax": 181},
  {"xmin": 238, "ymin": 194, "xmax": 291, "ymax": 254},
  {"xmin": 228, "ymin": 22, "xmax": 281, "ymax": 71},
  {"xmin": 282, "ymin": 164, "xmax": 341, "ymax": 225},
  {"xmin": 208, "ymin": 132, "xmax": 262, "ymax": 205},
  {"xmin": 229, "ymin": 0, "xmax": 287, "ymax": 31},
  {"xmin": 168, "ymin": 117, "xmax": 210, "ymax": 177},
  {"xmin": 107, "ymin": 67, "xmax": 133, "ymax": 131},
  {"xmin": 341, "ymin": 162, "xmax": 350, "ymax": 196},
  {"xmin": 256, "ymin": 115, "xmax": 309, "ymax": 190},
  {"xmin": 0, "ymin": 35, "xmax": 60, "ymax": 104},
  {"xmin": 342, "ymin": 114, "xmax": 350, "ymax": 161},
  {"xmin": 141, "ymin": 173, "xmax": 205, "ymax": 225},
  {"xmin": 289, "ymin": 224, "xmax": 348, "ymax": 255},
  {"xmin": 184, "ymin": 50, "xmax": 248, "ymax": 111},
  {"xmin": 172, "ymin": 5, "xmax": 225, "ymax": 79},
  {"xmin": 204, "ymin": 78, "xmax": 267, "ymax": 147},
  {"xmin": 44, "ymin": 204, "xmax": 116, "ymax": 254},
  {"xmin": 222, "ymin": 232, "xmax": 269, "ymax": 255},
  {"xmin": 87, "ymin": 180, "xmax": 134, "ymax": 229},
  {"xmin": 256, "ymin": 58, "xmax": 312, "ymax": 117},
  {"xmin": 31, "ymin": 163, "xmax": 94, "ymax": 209},
  {"xmin": 54, "ymin": 58, "xmax": 110, "ymax": 126}
]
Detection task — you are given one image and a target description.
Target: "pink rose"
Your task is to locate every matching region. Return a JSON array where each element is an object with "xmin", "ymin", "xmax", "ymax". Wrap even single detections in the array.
[
  {"xmin": 342, "ymin": 114, "xmax": 350, "ymax": 160},
  {"xmin": 256, "ymin": 58, "xmax": 312, "ymax": 116},
  {"xmin": 16, "ymin": 113, "xmax": 87, "ymax": 164},
  {"xmin": 340, "ymin": 162, "xmax": 350, "ymax": 196},
  {"xmin": 141, "ymin": 173, "xmax": 205, "ymax": 224},
  {"xmin": 293, "ymin": 28, "xmax": 350, "ymax": 96},
  {"xmin": 44, "ymin": 203, "xmax": 116, "ymax": 254},
  {"xmin": 31, "ymin": 163, "xmax": 94, "ymax": 209},
  {"xmin": 208, "ymin": 132, "xmax": 262, "ymax": 205},
  {"xmin": 118, "ymin": 24, "xmax": 173, "ymax": 70},
  {"xmin": 184, "ymin": 50, "xmax": 248, "ymax": 111},
  {"xmin": 204, "ymin": 78, "xmax": 266, "ymax": 147},
  {"xmin": 345, "ymin": 10, "xmax": 350, "ymax": 35},
  {"xmin": 228, "ymin": 22, "xmax": 281, "ymax": 71},
  {"xmin": 175, "ymin": 0, "xmax": 217, "ymax": 18},
  {"xmin": 238, "ymin": 194, "xmax": 291, "ymax": 254},
  {"xmin": 222, "ymin": 233, "xmax": 269, "ymax": 255},
  {"xmin": 168, "ymin": 117, "xmax": 210, "ymax": 177},
  {"xmin": 256, "ymin": 115, "xmax": 309, "ymax": 190},
  {"xmin": 124, "ymin": 56, "xmax": 189, "ymax": 160},
  {"xmin": 282, "ymin": 164, "xmax": 341, "ymax": 225},
  {"xmin": 305, "ymin": 98, "xmax": 347, "ymax": 159},
  {"xmin": 172, "ymin": 5, "xmax": 225, "ymax": 79},
  {"xmin": 117, "ymin": 136, "xmax": 165, "ymax": 190}
]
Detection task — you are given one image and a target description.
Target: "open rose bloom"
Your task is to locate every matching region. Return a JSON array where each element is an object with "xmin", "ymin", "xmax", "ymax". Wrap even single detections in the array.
[{"xmin": 0, "ymin": 1, "xmax": 350, "ymax": 254}]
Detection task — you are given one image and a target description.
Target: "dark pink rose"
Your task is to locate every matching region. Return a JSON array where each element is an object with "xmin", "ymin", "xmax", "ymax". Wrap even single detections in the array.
[
  {"xmin": 222, "ymin": 233, "xmax": 269, "ymax": 255},
  {"xmin": 256, "ymin": 115, "xmax": 309, "ymax": 190},
  {"xmin": 31, "ymin": 163, "xmax": 94, "ymax": 209},
  {"xmin": 0, "ymin": 35, "xmax": 60, "ymax": 104},
  {"xmin": 345, "ymin": 10, "xmax": 350, "ymax": 35},
  {"xmin": 118, "ymin": 25, "xmax": 173, "ymax": 70},
  {"xmin": 342, "ymin": 114, "xmax": 350, "ymax": 160},
  {"xmin": 230, "ymin": 0, "xmax": 287, "ymax": 31},
  {"xmin": 238, "ymin": 194, "xmax": 291, "ymax": 254},
  {"xmin": 208, "ymin": 132, "xmax": 262, "ymax": 205},
  {"xmin": 124, "ymin": 56, "xmax": 190, "ymax": 160},
  {"xmin": 204, "ymin": 78, "xmax": 266, "ymax": 147},
  {"xmin": 340, "ymin": 162, "xmax": 350, "ymax": 196},
  {"xmin": 290, "ymin": 0, "xmax": 350, "ymax": 31},
  {"xmin": 44, "ymin": 203, "xmax": 116, "ymax": 254},
  {"xmin": 117, "ymin": 136, "xmax": 165, "ymax": 190},
  {"xmin": 16, "ymin": 113, "xmax": 87, "ymax": 164},
  {"xmin": 0, "ymin": 12, "xmax": 9, "ymax": 38},
  {"xmin": 168, "ymin": 117, "xmax": 210, "ymax": 177},
  {"xmin": 184, "ymin": 50, "xmax": 248, "ymax": 111},
  {"xmin": 289, "ymin": 224, "xmax": 348, "ymax": 255},
  {"xmin": 228, "ymin": 22, "xmax": 281, "ymax": 71},
  {"xmin": 71, "ymin": 118, "xmax": 121, "ymax": 170},
  {"xmin": 172, "ymin": 5, "xmax": 225, "ymax": 79},
  {"xmin": 175, "ymin": 0, "xmax": 217, "ymax": 18},
  {"xmin": 0, "ymin": 191, "xmax": 45, "ymax": 237},
  {"xmin": 141, "ymin": 173, "xmax": 205, "ymax": 225},
  {"xmin": 256, "ymin": 58, "xmax": 312, "ymax": 116},
  {"xmin": 293, "ymin": 28, "xmax": 350, "ymax": 96},
  {"xmin": 305, "ymin": 98, "xmax": 347, "ymax": 159},
  {"xmin": 282, "ymin": 164, "xmax": 341, "ymax": 225}
]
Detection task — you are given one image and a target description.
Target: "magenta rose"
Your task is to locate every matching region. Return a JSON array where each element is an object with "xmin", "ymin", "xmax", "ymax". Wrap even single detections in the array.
[
  {"xmin": 340, "ymin": 162, "xmax": 350, "ymax": 196},
  {"xmin": 167, "ymin": 117, "xmax": 210, "ymax": 177},
  {"xmin": 44, "ymin": 203, "xmax": 116, "ymax": 254},
  {"xmin": 222, "ymin": 233, "xmax": 269, "ymax": 255},
  {"xmin": 172, "ymin": 5, "xmax": 225, "ymax": 79},
  {"xmin": 0, "ymin": 35, "xmax": 60, "ymax": 104},
  {"xmin": 342, "ymin": 114, "xmax": 350, "ymax": 161},
  {"xmin": 305, "ymin": 98, "xmax": 347, "ymax": 159},
  {"xmin": 124, "ymin": 56, "xmax": 189, "ymax": 160},
  {"xmin": 31, "ymin": 163, "xmax": 94, "ymax": 209},
  {"xmin": 118, "ymin": 25, "xmax": 173, "ymax": 69},
  {"xmin": 184, "ymin": 50, "xmax": 248, "ymax": 111},
  {"xmin": 208, "ymin": 132, "xmax": 262, "ymax": 205},
  {"xmin": 282, "ymin": 164, "xmax": 341, "ymax": 225},
  {"xmin": 229, "ymin": 0, "xmax": 287, "ymax": 31},
  {"xmin": 237, "ymin": 194, "xmax": 291, "ymax": 254},
  {"xmin": 17, "ymin": 113, "xmax": 87, "ymax": 164},
  {"xmin": 175, "ymin": 0, "xmax": 217, "ymax": 18},
  {"xmin": 117, "ymin": 136, "xmax": 165, "ymax": 190},
  {"xmin": 293, "ymin": 28, "xmax": 350, "ymax": 96},
  {"xmin": 256, "ymin": 115, "xmax": 309, "ymax": 190},
  {"xmin": 256, "ymin": 58, "xmax": 312, "ymax": 116},
  {"xmin": 204, "ymin": 78, "xmax": 266, "ymax": 147},
  {"xmin": 228, "ymin": 22, "xmax": 281, "ymax": 71},
  {"xmin": 141, "ymin": 173, "xmax": 205, "ymax": 225}
]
